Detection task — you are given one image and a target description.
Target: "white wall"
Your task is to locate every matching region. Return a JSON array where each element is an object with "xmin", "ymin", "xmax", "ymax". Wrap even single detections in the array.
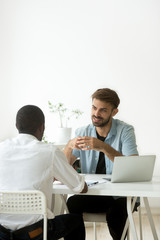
[{"xmin": 0, "ymin": 0, "xmax": 160, "ymax": 207}]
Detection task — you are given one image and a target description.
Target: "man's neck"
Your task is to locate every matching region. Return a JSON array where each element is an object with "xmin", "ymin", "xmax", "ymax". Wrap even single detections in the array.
[{"xmin": 96, "ymin": 121, "xmax": 112, "ymax": 138}]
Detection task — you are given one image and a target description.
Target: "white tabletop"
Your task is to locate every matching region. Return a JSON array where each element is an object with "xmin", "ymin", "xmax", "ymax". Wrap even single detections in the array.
[{"xmin": 53, "ymin": 174, "xmax": 160, "ymax": 198}]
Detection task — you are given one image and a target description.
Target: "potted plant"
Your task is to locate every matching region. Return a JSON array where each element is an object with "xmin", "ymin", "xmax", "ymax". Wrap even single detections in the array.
[{"xmin": 48, "ymin": 101, "xmax": 83, "ymax": 144}]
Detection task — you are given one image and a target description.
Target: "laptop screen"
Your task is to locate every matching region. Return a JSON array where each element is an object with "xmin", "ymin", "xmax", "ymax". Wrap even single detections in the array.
[{"xmin": 111, "ymin": 155, "xmax": 156, "ymax": 183}]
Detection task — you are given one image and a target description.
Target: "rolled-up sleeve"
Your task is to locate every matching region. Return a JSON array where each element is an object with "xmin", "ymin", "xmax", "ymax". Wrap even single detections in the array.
[{"xmin": 52, "ymin": 148, "xmax": 85, "ymax": 193}]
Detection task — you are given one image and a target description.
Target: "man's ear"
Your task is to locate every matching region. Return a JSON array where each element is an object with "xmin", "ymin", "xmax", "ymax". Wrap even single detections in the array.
[
  {"xmin": 112, "ymin": 108, "xmax": 118, "ymax": 117},
  {"xmin": 36, "ymin": 123, "xmax": 45, "ymax": 141},
  {"xmin": 39, "ymin": 123, "xmax": 45, "ymax": 134}
]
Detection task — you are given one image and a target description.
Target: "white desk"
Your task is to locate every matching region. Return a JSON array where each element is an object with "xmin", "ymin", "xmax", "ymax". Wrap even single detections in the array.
[{"xmin": 53, "ymin": 174, "xmax": 160, "ymax": 240}]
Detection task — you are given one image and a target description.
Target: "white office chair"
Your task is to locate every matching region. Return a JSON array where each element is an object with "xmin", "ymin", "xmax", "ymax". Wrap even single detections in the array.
[
  {"xmin": 83, "ymin": 197, "xmax": 142, "ymax": 240},
  {"xmin": 0, "ymin": 190, "xmax": 47, "ymax": 240},
  {"xmin": 83, "ymin": 212, "xmax": 106, "ymax": 240}
]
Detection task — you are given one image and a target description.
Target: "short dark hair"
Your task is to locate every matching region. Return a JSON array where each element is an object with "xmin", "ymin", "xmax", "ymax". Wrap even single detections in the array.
[
  {"xmin": 16, "ymin": 105, "xmax": 45, "ymax": 134},
  {"xmin": 91, "ymin": 88, "xmax": 120, "ymax": 108}
]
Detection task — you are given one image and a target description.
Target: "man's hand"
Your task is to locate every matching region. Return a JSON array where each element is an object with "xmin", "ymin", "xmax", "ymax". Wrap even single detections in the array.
[
  {"xmin": 67, "ymin": 137, "xmax": 82, "ymax": 150},
  {"xmin": 80, "ymin": 182, "xmax": 88, "ymax": 193},
  {"xmin": 76, "ymin": 137, "xmax": 104, "ymax": 151},
  {"xmin": 76, "ymin": 136, "xmax": 123, "ymax": 161},
  {"xmin": 63, "ymin": 137, "xmax": 82, "ymax": 165}
]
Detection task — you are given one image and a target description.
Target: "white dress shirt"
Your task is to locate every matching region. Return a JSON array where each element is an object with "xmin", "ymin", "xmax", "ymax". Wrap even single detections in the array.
[{"xmin": 0, "ymin": 134, "xmax": 85, "ymax": 230}]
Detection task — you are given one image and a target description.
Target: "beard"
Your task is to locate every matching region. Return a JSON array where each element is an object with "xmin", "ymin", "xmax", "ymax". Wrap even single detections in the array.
[{"xmin": 92, "ymin": 113, "xmax": 112, "ymax": 127}]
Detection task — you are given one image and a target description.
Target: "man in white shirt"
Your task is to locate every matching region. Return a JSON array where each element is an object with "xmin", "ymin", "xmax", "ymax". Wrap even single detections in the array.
[{"xmin": 0, "ymin": 105, "xmax": 88, "ymax": 240}]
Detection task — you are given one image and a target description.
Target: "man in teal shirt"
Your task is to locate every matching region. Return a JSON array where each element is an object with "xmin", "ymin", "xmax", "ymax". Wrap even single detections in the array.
[{"xmin": 64, "ymin": 88, "xmax": 138, "ymax": 240}]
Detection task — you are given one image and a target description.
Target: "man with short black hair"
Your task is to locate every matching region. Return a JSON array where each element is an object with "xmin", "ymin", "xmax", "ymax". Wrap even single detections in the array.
[
  {"xmin": 64, "ymin": 88, "xmax": 138, "ymax": 240},
  {"xmin": 0, "ymin": 105, "xmax": 88, "ymax": 240}
]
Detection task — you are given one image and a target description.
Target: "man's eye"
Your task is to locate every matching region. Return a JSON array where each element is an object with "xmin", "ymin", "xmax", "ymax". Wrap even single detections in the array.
[{"xmin": 101, "ymin": 109, "xmax": 107, "ymax": 112}]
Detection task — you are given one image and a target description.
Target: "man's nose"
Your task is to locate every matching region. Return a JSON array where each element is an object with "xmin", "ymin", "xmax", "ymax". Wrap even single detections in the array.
[{"xmin": 94, "ymin": 110, "xmax": 100, "ymax": 117}]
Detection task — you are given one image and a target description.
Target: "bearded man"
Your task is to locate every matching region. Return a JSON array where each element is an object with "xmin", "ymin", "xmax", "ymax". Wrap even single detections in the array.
[{"xmin": 64, "ymin": 88, "xmax": 138, "ymax": 240}]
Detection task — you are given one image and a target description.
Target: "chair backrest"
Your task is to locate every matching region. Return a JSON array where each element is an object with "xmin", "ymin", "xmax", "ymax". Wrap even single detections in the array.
[{"xmin": 0, "ymin": 190, "xmax": 47, "ymax": 240}]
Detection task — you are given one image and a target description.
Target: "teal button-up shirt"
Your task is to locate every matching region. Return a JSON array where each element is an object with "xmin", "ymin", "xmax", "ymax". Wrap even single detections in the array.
[{"xmin": 72, "ymin": 118, "xmax": 138, "ymax": 174}]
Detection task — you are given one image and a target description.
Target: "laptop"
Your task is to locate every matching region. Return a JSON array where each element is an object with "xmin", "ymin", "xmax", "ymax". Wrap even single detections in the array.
[{"xmin": 106, "ymin": 155, "xmax": 156, "ymax": 183}]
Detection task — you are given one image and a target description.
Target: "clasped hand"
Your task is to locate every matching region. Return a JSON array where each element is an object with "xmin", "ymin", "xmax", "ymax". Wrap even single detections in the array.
[{"xmin": 73, "ymin": 136, "xmax": 104, "ymax": 151}]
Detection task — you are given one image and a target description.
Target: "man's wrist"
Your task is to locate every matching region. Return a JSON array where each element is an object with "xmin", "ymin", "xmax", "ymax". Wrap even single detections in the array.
[
  {"xmin": 101, "ymin": 141, "xmax": 109, "ymax": 152},
  {"xmin": 67, "ymin": 139, "xmax": 74, "ymax": 149}
]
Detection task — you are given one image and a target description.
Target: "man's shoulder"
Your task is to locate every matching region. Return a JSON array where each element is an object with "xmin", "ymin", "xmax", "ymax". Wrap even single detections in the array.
[
  {"xmin": 114, "ymin": 119, "xmax": 134, "ymax": 129},
  {"xmin": 0, "ymin": 139, "xmax": 9, "ymax": 145},
  {"xmin": 36, "ymin": 141, "xmax": 56, "ymax": 152},
  {"xmin": 113, "ymin": 119, "xmax": 135, "ymax": 138},
  {"xmin": 0, "ymin": 138, "xmax": 15, "ymax": 149}
]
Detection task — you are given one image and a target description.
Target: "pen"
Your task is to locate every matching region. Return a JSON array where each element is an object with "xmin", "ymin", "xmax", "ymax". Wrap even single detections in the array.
[{"xmin": 88, "ymin": 181, "xmax": 98, "ymax": 186}]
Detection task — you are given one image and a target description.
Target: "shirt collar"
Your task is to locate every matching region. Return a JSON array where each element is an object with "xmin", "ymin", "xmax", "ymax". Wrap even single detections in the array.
[
  {"xmin": 91, "ymin": 118, "xmax": 117, "ymax": 139},
  {"xmin": 107, "ymin": 118, "xmax": 117, "ymax": 139},
  {"xmin": 17, "ymin": 133, "xmax": 38, "ymax": 141}
]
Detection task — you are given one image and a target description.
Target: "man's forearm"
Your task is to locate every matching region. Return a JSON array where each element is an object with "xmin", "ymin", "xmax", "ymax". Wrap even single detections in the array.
[
  {"xmin": 102, "ymin": 142, "xmax": 123, "ymax": 162},
  {"xmin": 63, "ymin": 141, "xmax": 75, "ymax": 165}
]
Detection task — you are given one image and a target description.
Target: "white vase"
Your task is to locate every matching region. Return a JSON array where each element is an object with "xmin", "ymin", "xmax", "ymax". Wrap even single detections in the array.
[{"xmin": 55, "ymin": 127, "xmax": 72, "ymax": 144}]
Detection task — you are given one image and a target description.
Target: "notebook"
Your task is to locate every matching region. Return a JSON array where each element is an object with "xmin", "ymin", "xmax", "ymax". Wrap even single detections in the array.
[{"xmin": 106, "ymin": 155, "xmax": 156, "ymax": 183}]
